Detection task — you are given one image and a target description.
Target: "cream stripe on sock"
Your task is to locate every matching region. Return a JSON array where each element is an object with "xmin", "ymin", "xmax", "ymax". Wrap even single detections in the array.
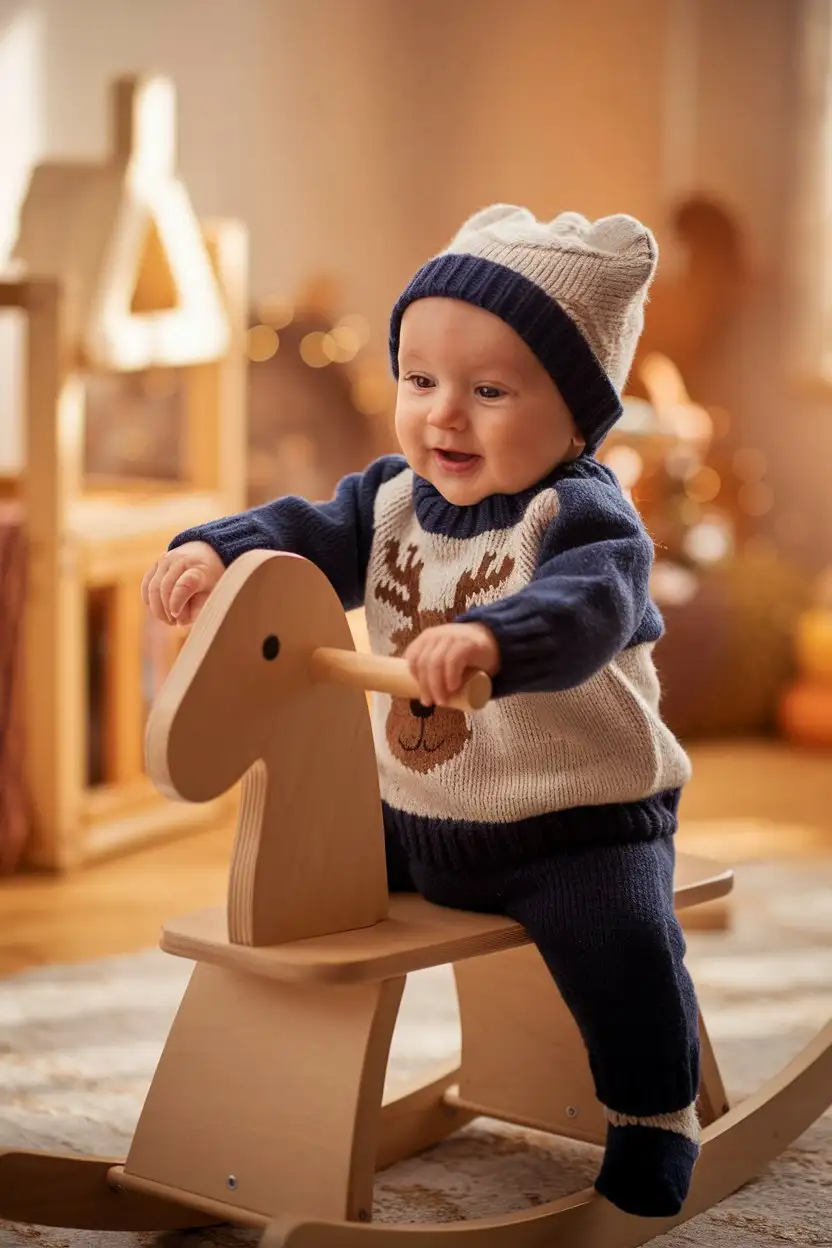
[{"xmin": 604, "ymin": 1102, "xmax": 700, "ymax": 1144}]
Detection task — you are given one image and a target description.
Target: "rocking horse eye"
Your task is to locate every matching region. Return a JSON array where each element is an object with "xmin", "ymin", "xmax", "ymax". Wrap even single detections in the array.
[
  {"xmin": 409, "ymin": 699, "xmax": 435, "ymax": 719},
  {"xmin": 262, "ymin": 634, "xmax": 280, "ymax": 661}
]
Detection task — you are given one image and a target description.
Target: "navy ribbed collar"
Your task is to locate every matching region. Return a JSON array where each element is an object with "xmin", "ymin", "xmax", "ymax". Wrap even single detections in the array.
[{"xmin": 412, "ymin": 462, "xmax": 568, "ymax": 538}]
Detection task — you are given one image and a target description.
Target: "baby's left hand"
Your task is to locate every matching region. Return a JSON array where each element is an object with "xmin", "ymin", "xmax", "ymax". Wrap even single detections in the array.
[{"xmin": 404, "ymin": 622, "xmax": 500, "ymax": 708}]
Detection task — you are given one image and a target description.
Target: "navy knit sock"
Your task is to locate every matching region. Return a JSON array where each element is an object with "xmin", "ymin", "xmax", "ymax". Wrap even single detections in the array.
[{"xmin": 595, "ymin": 1121, "xmax": 699, "ymax": 1217}]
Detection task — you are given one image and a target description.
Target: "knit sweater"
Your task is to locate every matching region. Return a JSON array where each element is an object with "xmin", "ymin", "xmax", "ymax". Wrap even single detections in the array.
[{"xmin": 169, "ymin": 453, "xmax": 692, "ymax": 867}]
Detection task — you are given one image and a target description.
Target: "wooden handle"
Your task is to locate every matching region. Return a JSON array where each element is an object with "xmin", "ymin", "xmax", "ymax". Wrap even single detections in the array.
[{"xmin": 310, "ymin": 647, "xmax": 492, "ymax": 712}]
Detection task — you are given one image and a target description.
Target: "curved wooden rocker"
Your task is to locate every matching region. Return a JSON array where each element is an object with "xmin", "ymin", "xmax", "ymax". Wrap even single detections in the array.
[{"xmin": 2, "ymin": 549, "xmax": 829, "ymax": 1243}]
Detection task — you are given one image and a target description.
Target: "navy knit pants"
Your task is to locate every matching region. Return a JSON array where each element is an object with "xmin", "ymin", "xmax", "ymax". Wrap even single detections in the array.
[{"xmin": 384, "ymin": 820, "xmax": 701, "ymax": 1216}]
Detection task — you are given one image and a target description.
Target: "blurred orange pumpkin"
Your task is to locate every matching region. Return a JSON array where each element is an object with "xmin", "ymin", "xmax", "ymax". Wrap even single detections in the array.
[{"xmin": 778, "ymin": 681, "xmax": 832, "ymax": 748}]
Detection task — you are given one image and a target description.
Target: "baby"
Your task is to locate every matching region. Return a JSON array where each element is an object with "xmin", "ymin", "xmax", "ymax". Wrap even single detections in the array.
[{"xmin": 142, "ymin": 205, "xmax": 699, "ymax": 1218}]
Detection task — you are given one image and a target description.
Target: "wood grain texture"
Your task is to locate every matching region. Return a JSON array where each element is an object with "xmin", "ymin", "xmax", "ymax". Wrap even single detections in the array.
[
  {"xmin": 159, "ymin": 854, "xmax": 733, "ymax": 985},
  {"xmin": 121, "ymin": 964, "xmax": 404, "ymax": 1223},
  {"xmin": 262, "ymin": 1022, "xmax": 832, "ymax": 1246},
  {"xmin": 0, "ymin": 1151, "xmax": 216, "ymax": 1231}
]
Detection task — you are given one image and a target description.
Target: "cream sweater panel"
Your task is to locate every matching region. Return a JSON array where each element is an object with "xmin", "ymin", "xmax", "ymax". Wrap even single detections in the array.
[{"xmin": 364, "ymin": 471, "xmax": 692, "ymax": 823}]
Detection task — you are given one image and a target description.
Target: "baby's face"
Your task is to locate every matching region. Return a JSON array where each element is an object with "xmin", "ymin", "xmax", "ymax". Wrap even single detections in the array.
[{"xmin": 395, "ymin": 298, "xmax": 583, "ymax": 505}]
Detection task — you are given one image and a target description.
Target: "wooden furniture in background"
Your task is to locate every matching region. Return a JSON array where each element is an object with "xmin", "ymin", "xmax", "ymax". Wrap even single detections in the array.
[
  {"xmin": 2, "ymin": 549, "xmax": 829, "ymax": 1247},
  {"xmin": 0, "ymin": 73, "xmax": 247, "ymax": 871}
]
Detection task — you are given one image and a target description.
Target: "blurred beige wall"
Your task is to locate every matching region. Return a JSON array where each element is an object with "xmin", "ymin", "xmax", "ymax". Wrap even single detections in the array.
[{"xmin": 0, "ymin": 0, "xmax": 825, "ymax": 570}]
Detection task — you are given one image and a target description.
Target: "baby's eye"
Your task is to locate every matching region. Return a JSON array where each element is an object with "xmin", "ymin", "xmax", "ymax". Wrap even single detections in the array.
[
  {"xmin": 475, "ymin": 385, "xmax": 505, "ymax": 400},
  {"xmin": 405, "ymin": 373, "xmax": 434, "ymax": 389}
]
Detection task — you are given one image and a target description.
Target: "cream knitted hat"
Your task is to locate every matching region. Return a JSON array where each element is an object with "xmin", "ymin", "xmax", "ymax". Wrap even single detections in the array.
[{"xmin": 389, "ymin": 204, "xmax": 658, "ymax": 452}]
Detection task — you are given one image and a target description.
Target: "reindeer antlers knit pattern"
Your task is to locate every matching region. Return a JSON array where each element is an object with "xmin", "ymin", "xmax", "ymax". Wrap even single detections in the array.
[{"xmin": 389, "ymin": 205, "xmax": 659, "ymax": 452}]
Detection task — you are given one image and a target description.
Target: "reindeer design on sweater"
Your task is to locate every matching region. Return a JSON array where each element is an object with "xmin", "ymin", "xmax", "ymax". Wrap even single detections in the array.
[{"xmin": 373, "ymin": 538, "xmax": 514, "ymax": 773}]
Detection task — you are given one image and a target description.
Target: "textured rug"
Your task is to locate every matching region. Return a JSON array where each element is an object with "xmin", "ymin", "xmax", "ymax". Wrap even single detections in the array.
[{"xmin": 1, "ymin": 859, "xmax": 830, "ymax": 1247}]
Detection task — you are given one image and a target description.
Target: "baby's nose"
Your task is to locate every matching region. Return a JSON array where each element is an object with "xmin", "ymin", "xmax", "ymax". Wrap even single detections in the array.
[{"xmin": 427, "ymin": 398, "xmax": 466, "ymax": 427}]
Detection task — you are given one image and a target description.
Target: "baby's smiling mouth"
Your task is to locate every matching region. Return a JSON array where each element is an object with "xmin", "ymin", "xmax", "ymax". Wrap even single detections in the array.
[{"xmin": 432, "ymin": 448, "xmax": 481, "ymax": 472}]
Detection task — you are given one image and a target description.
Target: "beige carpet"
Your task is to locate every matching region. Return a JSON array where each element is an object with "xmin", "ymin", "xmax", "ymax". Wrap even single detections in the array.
[{"xmin": 1, "ymin": 858, "xmax": 830, "ymax": 1246}]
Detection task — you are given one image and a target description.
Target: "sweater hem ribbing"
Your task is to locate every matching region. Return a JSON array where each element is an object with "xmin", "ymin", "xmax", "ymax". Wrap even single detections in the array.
[{"xmin": 382, "ymin": 788, "xmax": 681, "ymax": 872}]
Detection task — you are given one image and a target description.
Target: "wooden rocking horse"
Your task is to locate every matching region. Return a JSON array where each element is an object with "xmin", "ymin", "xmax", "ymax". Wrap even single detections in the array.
[{"xmin": 2, "ymin": 549, "xmax": 830, "ymax": 1245}]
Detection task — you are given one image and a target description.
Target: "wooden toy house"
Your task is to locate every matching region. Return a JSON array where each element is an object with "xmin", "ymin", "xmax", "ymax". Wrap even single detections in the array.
[{"xmin": 0, "ymin": 74, "xmax": 247, "ymax": 871}]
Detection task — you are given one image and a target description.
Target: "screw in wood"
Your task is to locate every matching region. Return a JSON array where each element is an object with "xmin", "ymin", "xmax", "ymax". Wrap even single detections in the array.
[
  {"xmin": 566, "ymin": 1106, "xmax": 578, "ymax": 1118},
  {"xmin": 227, "ymin": 1175, "xmax": 238, "ymax": 1190}
]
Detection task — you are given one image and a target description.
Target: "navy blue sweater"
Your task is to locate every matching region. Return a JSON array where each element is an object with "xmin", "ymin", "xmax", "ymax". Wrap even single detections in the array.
[{"xmin": 169, "ymin": 453, "xmax": 664, "ymax": 700}]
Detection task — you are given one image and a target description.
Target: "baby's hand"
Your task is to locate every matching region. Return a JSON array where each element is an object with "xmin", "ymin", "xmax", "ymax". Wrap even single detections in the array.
[
  {"xmin": 141, "ymin": 541, "xmax": 225, "ymax": 626},
  {"xmin": 404, "ymin": 622, "xmax": 500, "ymax": 707}
]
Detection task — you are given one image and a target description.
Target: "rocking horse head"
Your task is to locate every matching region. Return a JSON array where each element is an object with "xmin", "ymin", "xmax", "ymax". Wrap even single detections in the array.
[
  {"xmin": 144, "ymin": 550, "xmax": 390, "ymax": 945},
  {"xmin": 146, "ymin": 551, "xmax": 332, "ymax": 801}
]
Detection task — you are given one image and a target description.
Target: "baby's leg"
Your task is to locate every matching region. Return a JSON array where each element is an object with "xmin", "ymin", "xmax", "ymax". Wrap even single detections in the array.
[{"xmin": 503, "ymin": 836, "xmax": 700, "ymax": 1217}]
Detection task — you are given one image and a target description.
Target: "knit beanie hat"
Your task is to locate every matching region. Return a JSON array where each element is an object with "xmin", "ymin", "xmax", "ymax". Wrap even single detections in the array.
[{"xmin": 389, "ymin": 204, "xmax": 658, "ymax": 453}]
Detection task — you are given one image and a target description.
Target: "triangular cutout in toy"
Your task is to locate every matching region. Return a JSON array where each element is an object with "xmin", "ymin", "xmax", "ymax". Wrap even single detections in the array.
[
  {"xmin": 83, "ymin": 77, "xmax": 231, "ymax": 371},
  {"xmin": 130, "ymin": 218, "xmax": 178, "ymax": 314}
]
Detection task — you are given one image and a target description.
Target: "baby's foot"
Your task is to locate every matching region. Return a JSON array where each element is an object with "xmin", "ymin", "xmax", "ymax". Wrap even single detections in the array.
[{"xmin": 594, "ymin": 1105, "xmax": 700, "ymax": 1217}]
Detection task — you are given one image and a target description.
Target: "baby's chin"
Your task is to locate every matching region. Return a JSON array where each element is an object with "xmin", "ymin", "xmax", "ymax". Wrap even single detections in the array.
[
  {"xmin": 413, "ymin": 452, "xmax": 556, "ymax": 505},
  {"xmin": 412, "ymin": 451, "xmax": 489, "ymax": 504}
]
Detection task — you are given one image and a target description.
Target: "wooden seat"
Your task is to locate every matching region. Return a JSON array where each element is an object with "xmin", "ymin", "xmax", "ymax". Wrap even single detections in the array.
[{"xmin": 161, "ymin": 852, "xmax": 733, "ymax": 984}]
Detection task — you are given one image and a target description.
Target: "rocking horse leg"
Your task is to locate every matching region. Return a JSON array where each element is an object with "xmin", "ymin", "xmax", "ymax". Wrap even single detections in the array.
[
  {"xmin": 450, "ymin": 953, "xmax": 730, "ymax": 1141},
  {"xmin": 697, "ymin": 1011, "xmax": 730, "ymax": 1124},
  {"xmin": 449, "ymin": 944, "xmax": 608, "ymax": 1143},
  {"xmin": 112, "ymin": 962, "xmax": 405, "ymax": 1225}
]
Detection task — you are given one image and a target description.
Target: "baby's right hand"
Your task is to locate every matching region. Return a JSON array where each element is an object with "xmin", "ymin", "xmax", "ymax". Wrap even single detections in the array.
[{"xmin": 141, "ymin": 541, "xmax": 225, "ymax": 626}]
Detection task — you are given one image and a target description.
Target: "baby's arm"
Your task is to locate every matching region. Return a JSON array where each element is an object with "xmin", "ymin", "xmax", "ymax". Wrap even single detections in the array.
[
  {"xmin": 145, "ymin": 454, "xmax": 408, "ymax": 624},
  {"xmin": 458, "ymin": 473, "xmax": 659, "ymax": 697}
]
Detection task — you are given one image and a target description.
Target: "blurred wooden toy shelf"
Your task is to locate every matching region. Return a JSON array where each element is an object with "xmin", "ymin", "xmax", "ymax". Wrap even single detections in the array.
[{"xmin": 0, "ymin": 74, "xmax": 247, "ymax": 873}]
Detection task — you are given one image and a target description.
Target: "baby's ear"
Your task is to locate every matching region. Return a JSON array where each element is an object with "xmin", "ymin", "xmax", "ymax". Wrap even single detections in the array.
[{"xmin": 567, "ymin": 432, "xmax": 586, "ymax": 460}]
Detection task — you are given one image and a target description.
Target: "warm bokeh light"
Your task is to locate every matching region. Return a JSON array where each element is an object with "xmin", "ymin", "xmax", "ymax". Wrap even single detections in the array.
[
  {"xmin": 683, "ymin": 515, "xmax": 733, "ymax": 563},
  {"xmin": 603, "ymin": 444, "xmax": 643, "ymax": 490},
  {"xmin": 669, "ymin": 401, "xmax": 713, "ymax": 442},
  {"xmin": 640, "ymin": 351, "xmax": 690, "ymax": 409},
  {"xmin": 337, "ymin": 312, "xmax": 371, "ymax": 345},
  {"xmin": 256, "ymin": 295, "xmax": 295, "ymax": 329},
  {"xmin": 684, "ymin": 465, "xmax": 721, "ymax": 503},
  {"xmin": 246, "ymin": 324, "xmax": 279, "ymax": 362},
  {"xmin": 299, "ymin": 331, "xmax": 331, "ymax": 368},
  {"xmin": 665, "ymin": 448, "xmax": 703, "ymax": 481},
  {"xmin": 322, "ymin": 325, "xmax": 361, "ymax": 363}
]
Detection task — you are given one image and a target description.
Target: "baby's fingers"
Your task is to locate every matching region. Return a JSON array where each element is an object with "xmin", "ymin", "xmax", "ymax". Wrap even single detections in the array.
[
  {"xmin": 146, "ymin": 561, "xmax": 174, "ymax": 623},
  {"xmin": 443, "ymin": 642, "xmax": 470, "ymax": 697},
  {"xmin": 168, "ymin": 566, "xmax": 208, "ymax": 621},
  {"xmin": 405, "ymin": 638, "xmax": 436, "ymax": 707},
  {"xmin": 140, "ymin": 562, "xmax": 157, "ymax": 607}
]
